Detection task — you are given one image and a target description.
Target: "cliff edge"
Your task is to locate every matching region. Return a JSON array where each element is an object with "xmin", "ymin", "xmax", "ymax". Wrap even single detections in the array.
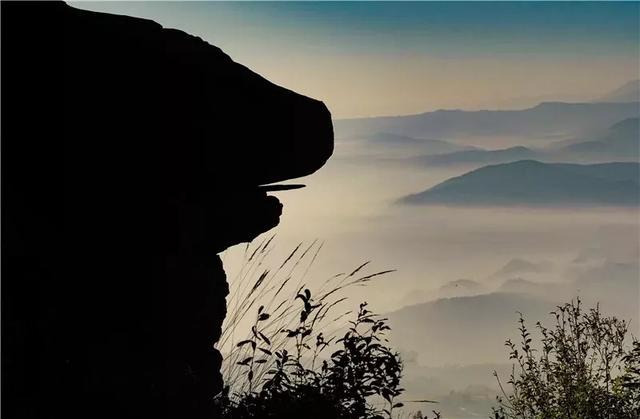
[{"xmin": 1, "ymin": 2, "xmax": 333, "ymax": 418}]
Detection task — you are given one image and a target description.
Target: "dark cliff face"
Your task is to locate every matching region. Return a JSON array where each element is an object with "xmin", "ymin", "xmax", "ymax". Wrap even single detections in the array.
[{"xmin": 2, "ymin": 2, "xmax": 333, "ymax": 418}]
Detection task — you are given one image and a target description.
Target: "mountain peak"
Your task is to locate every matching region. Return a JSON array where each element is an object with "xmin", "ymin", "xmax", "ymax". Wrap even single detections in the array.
[
  {"xmin": 400, "ymin": 161, "xmax": 640, "ymax": 207},
  {"xmin": 596, "ymin": 80, "xmax": 640, "ymax": 103}
]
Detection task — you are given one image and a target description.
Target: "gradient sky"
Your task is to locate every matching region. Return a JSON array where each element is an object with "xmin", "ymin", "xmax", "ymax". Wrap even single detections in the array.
[{"xmin": 73, "ymin": 2, "xmax": 640, "ymax": 118}]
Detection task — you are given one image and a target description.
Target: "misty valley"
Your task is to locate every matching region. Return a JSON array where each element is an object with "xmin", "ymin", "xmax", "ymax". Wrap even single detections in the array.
[{"xmin": 223, "ymin": 81, "xmax": 640, "ymax": 418}]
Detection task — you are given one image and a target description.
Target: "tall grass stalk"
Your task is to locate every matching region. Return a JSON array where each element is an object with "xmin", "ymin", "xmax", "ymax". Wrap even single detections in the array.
[{"xmin": 217, "ymin": 237, "xmax": 393, "ymax": 395}]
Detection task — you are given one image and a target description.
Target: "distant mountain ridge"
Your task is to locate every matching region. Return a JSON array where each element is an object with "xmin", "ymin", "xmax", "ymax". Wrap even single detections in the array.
[
  {"xmin": 560, "ymin": 117, "xmax": 639, "ymax": 160},
  {"xmin": 343, "ymin": 132, "xmax": 475, "ymax": 155},
  {"xmin": 334, "ymin": 101, "xmax": 640, "ymax": 140},
  {"xmin": 387, "ymin": 292, "xmax": 555, "ymax": 365},
  {"xmin": 412, "ymin": 145, "xmax": 543, "ymax": 166},
  {"xmin": 596, "ymin": 80, "xmax": 640, "ymax": 103},
  {"xmin": 387, "ymin": 267, "xmax": 639, "ymax": 366},
  {"xmin": 490, "ymin": 258, "xmax": 549, "ymax": 279},
  {"xmin": 408, "ymin": 118, "xmax": 639, "ymax": 167},
  {"xmin": 400, "ymin": 160, "xmax": 640, "ymax": 207}
]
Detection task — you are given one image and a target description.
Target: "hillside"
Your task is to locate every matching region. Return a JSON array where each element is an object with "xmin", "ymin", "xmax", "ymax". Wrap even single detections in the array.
[
  {"xmin": 334, "ymin": 102, "xmax": 640, "ymax": 140},
  {"xmin": 596, "ymin": 80, "xmax": 640, "ymax": 103},
  {"xmin": 559, "ymin": 117, "xmax": 639, "ymax": 160},
  {"xmin": 400, "ymin": 160, "xmax": 640, "ymax": 207},
  {"xmin": 387, "ymin": 292, "xmax": 555, "ymax": 365}
]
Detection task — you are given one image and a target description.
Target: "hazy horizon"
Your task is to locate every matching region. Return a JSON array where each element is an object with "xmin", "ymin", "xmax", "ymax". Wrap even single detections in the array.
[{"xmin": 73, "ymin": 2, "xmax": 639, "ymax": 118}]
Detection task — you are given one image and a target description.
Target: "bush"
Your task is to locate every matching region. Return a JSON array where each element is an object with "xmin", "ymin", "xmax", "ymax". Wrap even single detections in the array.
[
  {"xmin": 216, "ymin": 300, "xmax": 404, "ymax": 418},
  {"xmin": 493, "ymin": 299, "xmax": 640, "ymax": 419},
  {"xmin": 215, "ymin": 239, "xmax": 437, "ymax": 418}
]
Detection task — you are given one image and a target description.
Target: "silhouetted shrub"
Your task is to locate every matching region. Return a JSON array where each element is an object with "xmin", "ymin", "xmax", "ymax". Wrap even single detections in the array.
[
  {"xmin": 215, "ymin": 238, "xmax": 439, "ymax": 418},
  {"xmin": 493, "ymin": 299, "xmax": 640, "ymax": 419},
  {"xmin": 216, "ymin": 300, "xmax": 404, "ymax": 418}
]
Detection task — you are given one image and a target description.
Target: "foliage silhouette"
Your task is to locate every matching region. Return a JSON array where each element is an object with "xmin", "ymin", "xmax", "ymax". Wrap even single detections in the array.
[
  {"xmin": 215, "ymin": 239, "xmax": 440, "ymax": 418},
  {"xmin": 493, "ymin": 298, "xmax": 640, "ymax": 419}
]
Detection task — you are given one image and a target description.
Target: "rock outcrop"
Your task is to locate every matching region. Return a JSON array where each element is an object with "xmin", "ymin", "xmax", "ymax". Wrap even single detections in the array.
[{"xmin": 1, "ymin": 2, "xmax": 333, "ymax": 418}]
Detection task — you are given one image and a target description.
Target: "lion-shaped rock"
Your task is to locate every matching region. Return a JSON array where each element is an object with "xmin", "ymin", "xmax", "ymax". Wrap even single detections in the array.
[{"xmin": 2, "ymin": 2, "xmax": 333, "ymax": 418}]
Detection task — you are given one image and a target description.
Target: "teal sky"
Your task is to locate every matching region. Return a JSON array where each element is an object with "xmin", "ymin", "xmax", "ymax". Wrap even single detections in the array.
[{"xmin": 73, "ymin": 2, "xmax": 640, "ymax": 117}]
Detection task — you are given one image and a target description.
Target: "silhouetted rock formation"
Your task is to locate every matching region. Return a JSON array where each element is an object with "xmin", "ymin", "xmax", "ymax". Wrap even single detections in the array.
[{"xmin": 2, "ymin": 2, "xmax": 333, "ymax": 418}]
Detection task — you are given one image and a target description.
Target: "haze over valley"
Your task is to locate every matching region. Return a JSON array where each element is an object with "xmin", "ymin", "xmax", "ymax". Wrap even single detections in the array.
[
  {"xmin": 220, "ymin": 80, "xmax": 640, "ymax": 417},
  {"xmin": 232, "ymin": 80, "xmax": 638, "ymax": 418}
]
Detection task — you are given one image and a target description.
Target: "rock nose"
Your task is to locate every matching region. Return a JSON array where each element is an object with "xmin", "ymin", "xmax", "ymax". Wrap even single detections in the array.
[
  {"xmin": 213, "ymin": 88, "xmax": 334, "ymax": 188},
  {"xmin": 278, "ymin": 97, "xmax": 334, "ymax": 184},
  {"xmin": 298, "ymin": 100, "xmax": 334, "ymax": 174}
]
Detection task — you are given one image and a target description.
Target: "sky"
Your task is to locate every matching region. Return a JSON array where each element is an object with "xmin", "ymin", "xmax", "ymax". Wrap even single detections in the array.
[{"xmin": 72, "ymin": 1, "xmax": 639, "ymax": 118}]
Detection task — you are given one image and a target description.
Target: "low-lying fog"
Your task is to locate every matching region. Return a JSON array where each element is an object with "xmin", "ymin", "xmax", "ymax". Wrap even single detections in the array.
[
  {"xmin": 225, "ymin": 139, "xmax": 638, "ymax": 319},
  {"xmin": 222, "ymin": 129, "xmax": 639, "ymax": 418}
]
